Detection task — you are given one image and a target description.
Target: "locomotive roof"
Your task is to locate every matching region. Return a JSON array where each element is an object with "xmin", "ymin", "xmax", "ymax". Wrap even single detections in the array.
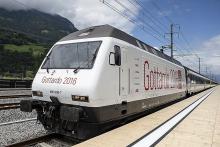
[{"xmin": 59, "ymin": 25, "xmax": 182, "ymax": 66}]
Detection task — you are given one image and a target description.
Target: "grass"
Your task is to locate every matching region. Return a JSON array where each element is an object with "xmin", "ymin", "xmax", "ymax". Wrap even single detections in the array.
[{"xmin": 4, "ymin": 44, "xmax": 45, "ymax": 56}]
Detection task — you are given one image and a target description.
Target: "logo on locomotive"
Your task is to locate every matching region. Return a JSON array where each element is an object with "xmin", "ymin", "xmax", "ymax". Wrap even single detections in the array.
[
  {"xmin": 144, "ymin": 60, "xmax": 182, "ymax": 90},
  {"xmin": 41, "ymin": 76, "xmax": 77, "ymax": 85}
]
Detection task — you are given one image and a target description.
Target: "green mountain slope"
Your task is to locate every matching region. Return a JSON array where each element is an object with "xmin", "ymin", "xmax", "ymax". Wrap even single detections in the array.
[
  {"xmin": 0, "ymin": 8, "xmax": 77, "ymax": 44},
  {"xmin": 0, "ymin": 8, "xmax": 78, "ymax": 78}
]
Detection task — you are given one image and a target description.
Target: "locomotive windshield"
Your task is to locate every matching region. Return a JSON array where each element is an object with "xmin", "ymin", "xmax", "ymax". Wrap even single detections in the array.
[{"xmin": 42, "ymin": 41, "xmax": 101, "ymax": 69}]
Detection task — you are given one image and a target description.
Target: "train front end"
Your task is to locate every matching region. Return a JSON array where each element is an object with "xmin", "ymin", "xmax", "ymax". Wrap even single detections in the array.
[{"xmin": 20, "ymin": 38, "xmax": 106, "ymax": 139}]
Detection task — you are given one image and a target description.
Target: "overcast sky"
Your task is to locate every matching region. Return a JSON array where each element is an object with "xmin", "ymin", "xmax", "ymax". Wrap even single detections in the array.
[
  {"xmin": 0, "ymin": 0, "xmax": 138, "ymax": 32},
  {"xmin": 0, "ymin": 0, "xmax": 220, "ymax": 81}
]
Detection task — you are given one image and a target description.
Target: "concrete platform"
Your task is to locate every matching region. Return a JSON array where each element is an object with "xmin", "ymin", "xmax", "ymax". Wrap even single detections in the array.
[
  {"xmin": 75, "ymin": 86, "xmax": 219, "ymax": 147},
  {"xmin": 157, "ymin": 86, "xmax": 220, "ymax": 147}
]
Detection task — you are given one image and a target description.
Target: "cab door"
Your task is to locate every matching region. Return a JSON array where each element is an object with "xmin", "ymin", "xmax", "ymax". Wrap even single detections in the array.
[
  {"xmin": 118, "ymin": 46, "xmax": 129, "ymax": 115},
  {"xmin": 120, "ymin": 48, "xmax": 129, "ymax": 97}
]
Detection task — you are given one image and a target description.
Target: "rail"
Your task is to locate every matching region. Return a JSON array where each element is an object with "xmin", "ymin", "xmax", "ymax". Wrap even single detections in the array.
[
  {"xmin": 0, "ymin": 79, "xmax": 32, "ymax": 88},
  {"xmin": 0, "ymin": 88, "xmax": 31, "ymax": 91},
  {"xmin": 0, "ymin": 103, "xmax": 20, "ymax": 110},
  {"xmin": 0, "ymin": 118, "xmax": 37, "ymax": 127},
  {"xmin": 6, "ymin": 133, "xmax": 81, "ymax": 147},
  {"xmin": 6, "ymin": 133, "xmax": 59, "ymax": 147},
  {"xmin": 0, "ymin": 94, "xmax": 32, "ymax": 99}
]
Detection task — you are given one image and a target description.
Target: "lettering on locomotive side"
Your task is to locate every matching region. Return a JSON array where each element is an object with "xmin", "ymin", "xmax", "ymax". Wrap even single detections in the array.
[
  {"xmin": 41, "ymin": 76, "xmax": 77, "ymax": 85},
  {"xmin": 144, "ymin": 60, "xmax": 182, "ymax": 90}
]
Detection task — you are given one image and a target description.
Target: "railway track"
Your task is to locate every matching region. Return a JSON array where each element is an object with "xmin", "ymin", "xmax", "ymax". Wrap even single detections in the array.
[
  {"xmin": 0, "ymin": 88, "xmax": 31, "ymax": 91},
  {"xmin": 6, "ymin": 133, "xmax": 58, "ymax": 147},
  {"xmin": 0, "ymin": 93, "xmax": 31, "ymax": 110},
  {"xmin": 6, "ymin": 133, "xmax": 81, "ymax": 147},
  {"xmin": 0, "ymin": 94, "xmax": 31, "ymax": 110},
  {"xmin": 0, "ymin": 94, "xmax": 32, "ymax": 99},
  {"xmin": 0, "ymin": 118, "xmax": 37, "ymax": 127},
  {"xmin": 0, "ymin": 102, "xmax": 20, "ymax": 110},
  {"xmin": 0, "ymin": 117, "xmax": 80, "ymax": 147}
]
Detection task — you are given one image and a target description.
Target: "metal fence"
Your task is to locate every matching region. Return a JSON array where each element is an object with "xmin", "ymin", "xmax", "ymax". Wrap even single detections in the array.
[{"xmin": 0, "ymin": 79, "xmax": 32, "ymax": 88}]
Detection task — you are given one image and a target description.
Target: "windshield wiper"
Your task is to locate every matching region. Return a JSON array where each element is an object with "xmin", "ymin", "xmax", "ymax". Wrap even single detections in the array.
[
  {"xmin": 73, "ymin": 66, "xmax": 81, "ymax": 73},
  {"xmin": 73, "ymin": 52, "xmax": 97, "ymax": 74},
  {"xmin": 45, "ymin": 56, "xmax": 50, "ymax": 73}
]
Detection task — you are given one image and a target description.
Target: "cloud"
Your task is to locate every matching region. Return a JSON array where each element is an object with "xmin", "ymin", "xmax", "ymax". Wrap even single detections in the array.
[
  {"xmin": 197, "ymin": 34, "xmax": 220, "ymax": 80},
  {"xmin": 0, "ymin": 0, "xmax": 139, "ymax": 33},
  {"xmin": 173, "ymin": 35, "xmax": 220, "ymax": 81},
  {"xmin": 0, "ymin": 0, "xmax": 26, "ymax": 10}
]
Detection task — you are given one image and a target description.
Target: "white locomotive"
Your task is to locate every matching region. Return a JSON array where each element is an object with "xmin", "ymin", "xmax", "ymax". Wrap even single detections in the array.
[{"xmin": 21, "ymin": 25, "xmax": 216, "ymax": 139}]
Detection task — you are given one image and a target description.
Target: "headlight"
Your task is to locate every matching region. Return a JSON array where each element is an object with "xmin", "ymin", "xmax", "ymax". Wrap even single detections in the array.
[
  {"xmin": 32, "ymin": 91, "xmax": 43, "ymax": 97},
  {"xmin": 72, "ymin": 95, "xmax": 89, "ymax": 102}
]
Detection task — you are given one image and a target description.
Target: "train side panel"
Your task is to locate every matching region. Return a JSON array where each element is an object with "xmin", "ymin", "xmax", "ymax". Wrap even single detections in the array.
[
  {"xmin": 93, "ymin": 38, "xmax": 187, "ymax": 122},
  {"xmin": 186, "ymin": 68, "xmax": 212, "ymax": 94}
]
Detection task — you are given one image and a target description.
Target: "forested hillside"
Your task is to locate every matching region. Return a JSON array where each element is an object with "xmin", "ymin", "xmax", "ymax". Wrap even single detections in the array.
[{"xmin": 0, "ymin": 8, "xmax": 77, "ymax": 78}]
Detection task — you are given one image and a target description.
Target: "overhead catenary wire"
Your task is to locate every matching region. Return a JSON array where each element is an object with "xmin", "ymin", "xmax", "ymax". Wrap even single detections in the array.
[
  {"xmin": 101, "ymin": 0, "xmax": 167, "ymax": 44},
  {"xmin": 150, "ymin": 0, "xmax": 200, "ymax": 66},
  {"xmin": 175, "ymin": 44, "xmax": 200, "ymax": 68},
  {"xmin": 13, "ymin": 0, "xmax": 207, "ymax": 75},
  {"xmin": 127, "ymin": 0, "xmax": 168, "ymax": 33},
  {"xmin": 151, "ymin": 0, "xmax": 173, "ymax": 24},
  {"xmin": 102, "ymin": 0, "xmax": 200, "ymax": 71},
  {"xmin": 104, "ymin": 0, "xmax": 199, "ymax": 71},
  {"xmin": 173, "ymin": 47, "xmax": 196, "ymax": 67},
  {"xmin": 179, "ymin": 30, "xmax": 199, "ymax": 58},
  {"xmin": 113, "ymin": 0, "xmax": 168, "ymax": 42},
  {"xmin": 174, "ymin": 30, "xmax": 202, "ymax": 72}
]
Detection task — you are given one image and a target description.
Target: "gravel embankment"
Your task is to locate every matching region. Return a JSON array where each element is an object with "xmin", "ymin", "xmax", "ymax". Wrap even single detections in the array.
[
  {"xmin": 0, "ymin": 90, "xmax": 35, "ymax": 124},
  {"xmin": 0, "ymin": 108, "xmax": 37, "ymax": 124},
  {"xmin": 0, "ymin": 90, "xmax": 47, "ymax": 146},
  {"xmin": 0, "ymin": 107, "xmax": 46, "ymax": 146},
  {"xmin": 0, "ymin": 120, "xmax": 47, "ymax": 146}
]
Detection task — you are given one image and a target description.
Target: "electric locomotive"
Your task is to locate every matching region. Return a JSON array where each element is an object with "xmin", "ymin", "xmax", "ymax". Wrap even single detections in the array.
[{"xmin": 20, "ymin": 25, "xmax": 215, "ymax": 139}]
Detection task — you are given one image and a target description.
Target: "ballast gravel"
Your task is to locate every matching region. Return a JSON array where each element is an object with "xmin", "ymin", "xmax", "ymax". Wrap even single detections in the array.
[
  {"xmin": 0, "ymin": 120, "xmax": 47, "ymax": 146},
  {"xmin": 0, "ymin": 108, "xmax": 37, "ymax": 123},
  {"xmin": 0, "ymin": 108, "xmax": 44, "ymax": 146},
  {"xmin": 0, "ymin": 90, "xmax": 47, "ymax": 146}
]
